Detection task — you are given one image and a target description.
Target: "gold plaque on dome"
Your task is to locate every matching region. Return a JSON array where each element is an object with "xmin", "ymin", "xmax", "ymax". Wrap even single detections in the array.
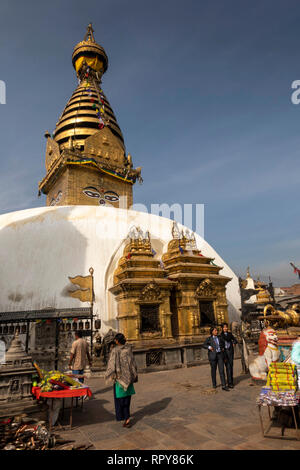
[
  {"xmin": 45, "ymin": 137, "xmax": 60, "ymax": 171},
  {"xmin": 84, "ymin": 127, "xmax": 125, "ymax": 165}
]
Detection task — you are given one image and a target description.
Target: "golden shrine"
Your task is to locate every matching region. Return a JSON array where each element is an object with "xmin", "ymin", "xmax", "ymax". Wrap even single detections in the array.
[{"xmin": 110, "ymin": 223, "xmax": 231, "ymax": 346}]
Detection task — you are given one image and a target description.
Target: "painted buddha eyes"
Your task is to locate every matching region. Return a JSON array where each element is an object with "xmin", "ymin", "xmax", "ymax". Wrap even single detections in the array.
[
  {"xmin": 83, "ymin": 187, "xmax": 119, "ymax": 204},
  {"xmin": 83, "ymin": 187, "xmax": 100, "ymax": 198},
  {"xmin": 104, "ymin": 191, "xmax": 119, "ymax": 202}
]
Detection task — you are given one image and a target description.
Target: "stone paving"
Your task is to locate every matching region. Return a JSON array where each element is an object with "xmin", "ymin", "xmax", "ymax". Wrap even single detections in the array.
[{"xmin": 54, "ymin": 360, "xmax": 300, "ymax": 450}]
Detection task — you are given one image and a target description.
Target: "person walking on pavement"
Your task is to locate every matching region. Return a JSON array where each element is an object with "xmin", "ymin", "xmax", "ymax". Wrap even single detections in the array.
[
  {"xmin": 203, "ymin": 326, "xmax": 230, "ymax": 391},
  {"xmin": 69, "ymin": 330, "xmax": 92, "ymax": 383},
  {"xmin": 220, "ymin": 322, "xmax": 237, "ymax": 388},
  {"xmin": 105, "ymin": 333, "xmax": 138, "ymax": 428}
]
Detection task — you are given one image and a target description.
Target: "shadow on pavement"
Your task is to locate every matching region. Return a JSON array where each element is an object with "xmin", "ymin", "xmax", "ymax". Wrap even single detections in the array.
[
  {"xmin": 234, "ymin": 373, "xmax": 251, "ymax": 386},
  {"xmin": 91, "ymin": 385, "xmax": 113, "ymax": 396},
  {"xmin": 59, "ymin": 397, "xmax": 115, "ymax": 427},
  {"xmin": 132, "ymin": 397, "xmax": 172, "ymax": 425}
]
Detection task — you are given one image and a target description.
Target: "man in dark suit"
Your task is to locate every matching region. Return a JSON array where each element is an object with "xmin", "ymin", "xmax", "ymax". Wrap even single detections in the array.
[
  {"xmin": 220, "ymin": 322, "xmax": 237, "ymax": 388},
  {"xmin": 203, "ymin": 326, "xmax": 229, "ymax": 391}
]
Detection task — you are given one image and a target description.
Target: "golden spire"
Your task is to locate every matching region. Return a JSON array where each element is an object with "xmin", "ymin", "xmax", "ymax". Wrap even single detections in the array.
[
  {"xmin": 52, "ymin": 25, "xmax": 123, "ymax": 150},
  {"xmin": 84, "ymin": 23, "xmax": 95, "ymax": 42},
  {"xmin": 39, "ymin": 24, "xmax": 142, "ymax": 208}
]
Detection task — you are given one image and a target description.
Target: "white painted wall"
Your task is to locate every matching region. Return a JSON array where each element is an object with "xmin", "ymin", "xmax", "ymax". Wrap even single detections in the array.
[{"xmin": 0, "ymin": 206, "xmax": 241, "ymax": 333}]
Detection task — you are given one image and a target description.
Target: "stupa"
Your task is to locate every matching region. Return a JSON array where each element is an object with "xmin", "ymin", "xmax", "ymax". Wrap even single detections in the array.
[
  {"xmin": 0, "ymin": 332, "xmax": 43, "ymax": 418},
  {"xmin": 38, "ymin": 24, "xmax": 142, "ymax": 209},
  {"xmin": 0, "ymin": 25, "xmax": 242, "ymax": 370}
]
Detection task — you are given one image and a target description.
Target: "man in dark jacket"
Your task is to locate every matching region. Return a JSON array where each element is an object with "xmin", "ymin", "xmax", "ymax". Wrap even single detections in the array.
[
  {"xmin": 203, "ymin": 326, "xmax": 229, "ymax": 391},
  {"xmin": 220, "ymin": 323, "xmax": 237, "ymax": 388}
]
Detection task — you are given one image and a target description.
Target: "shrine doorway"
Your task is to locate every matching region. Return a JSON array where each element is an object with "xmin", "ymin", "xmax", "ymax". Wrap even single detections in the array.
[
  {"xmin": 199, "ymin": 301, "xmax": 215, "ymax": 326},
  {"xmin": 140, "ymin": 304, "xmax": 161, "ymax": 333}
]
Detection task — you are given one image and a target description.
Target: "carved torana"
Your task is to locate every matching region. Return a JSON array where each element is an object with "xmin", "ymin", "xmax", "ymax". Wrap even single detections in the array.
[
  {"xmin": 139, "ymin": 282, "xmax": 162, "ymax": 302},
  {"xmin": 195, "ymin": 279, "xmax": 217, "ymax": 299}
]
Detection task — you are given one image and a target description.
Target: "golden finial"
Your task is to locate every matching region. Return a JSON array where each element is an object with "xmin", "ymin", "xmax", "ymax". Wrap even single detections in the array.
[
  {"xmin": 171, "ymin": 221, "xmax": 180, "ymax": 239},
  {"xmin": 246, "ymin": 266, "xmax": 251, "ymax": 278},
  {"xmin": 84, "ymin": 23, "xmax": 95, "ymax": 42}
]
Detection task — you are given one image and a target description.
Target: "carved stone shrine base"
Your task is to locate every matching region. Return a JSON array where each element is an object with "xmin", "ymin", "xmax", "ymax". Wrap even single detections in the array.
[{"xmin": 0, "ymin": 398, "xmax": 48, "ymax": 420}]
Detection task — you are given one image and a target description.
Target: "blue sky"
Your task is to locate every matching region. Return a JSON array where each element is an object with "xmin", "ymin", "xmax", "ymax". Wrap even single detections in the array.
[{"xmin": 0, "ymin": 0, "xmax": 299, "ymax": 286}]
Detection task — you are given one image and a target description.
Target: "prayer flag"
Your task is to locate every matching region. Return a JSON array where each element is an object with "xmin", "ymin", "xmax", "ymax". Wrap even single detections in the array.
[
  {"xmin": 68, "ymin": 272, "xmax": 94, "ymax": 303},
  {"xmin": 290, "ymin": 262, "xmax": 300, "ymax": 279}
]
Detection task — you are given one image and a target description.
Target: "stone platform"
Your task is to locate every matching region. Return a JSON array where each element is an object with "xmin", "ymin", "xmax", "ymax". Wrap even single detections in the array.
[
  {"xmin": 93, "ymin": 340, "xmax": 243, "ymax": 376},
  {"xmin": 54, "ymin": 359, "xmax": 300, "ymax": 450}
]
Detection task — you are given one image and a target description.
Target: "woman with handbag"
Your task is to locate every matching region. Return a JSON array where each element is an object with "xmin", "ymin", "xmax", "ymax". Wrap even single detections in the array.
[{"xmin": 105, "ymin": 333, "xmax": 138, "ymax": 428}]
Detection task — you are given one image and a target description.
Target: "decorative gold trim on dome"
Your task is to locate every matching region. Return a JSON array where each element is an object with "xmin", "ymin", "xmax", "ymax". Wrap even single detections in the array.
[{"xmin": 72, "ymin": 23, "xmax": 108, "ymax": 75}]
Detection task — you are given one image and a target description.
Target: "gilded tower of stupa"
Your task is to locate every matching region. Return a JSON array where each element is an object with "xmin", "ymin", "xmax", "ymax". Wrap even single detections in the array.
[{"xmin": 38, "ymin": 24, "xmax": 142, "ymax": 208}]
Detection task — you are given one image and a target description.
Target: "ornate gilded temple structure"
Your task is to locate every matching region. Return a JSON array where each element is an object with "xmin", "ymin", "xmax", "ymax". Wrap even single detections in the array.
[
  {"xmin": 110, "ymin": 228, "xmax": 176, "ymax": 345},
  {"xmin": 38, "ymin": 24, "xmax": 142, "ymax": 208},
  {"xmin": 110, "ymin": 223, "xmax": 231, "ymax": 347}
]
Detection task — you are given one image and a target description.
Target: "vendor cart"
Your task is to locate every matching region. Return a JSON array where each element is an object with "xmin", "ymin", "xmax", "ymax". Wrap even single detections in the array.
[{"xmin": 257, "ymin": 394, "xmax": 300, "ymax": 441}]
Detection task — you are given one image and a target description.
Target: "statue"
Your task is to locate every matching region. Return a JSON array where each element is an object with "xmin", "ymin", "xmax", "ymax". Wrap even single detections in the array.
[
  {"xmin": 231, "ymin": 321, "xmax": 250, "ymax": 374},
  {"xmin": 93, "ymin": 332, "xmax": 102, "ymax": 358},
  {"xmin": 100, "ymin": 329, "xmax": 116, "ymax": 365},
  {"xmin": 91, "ymin": 329, "xmax": 116, "ymax": 370},
  {"xmin": 248, "ymin": 326, "xmax": 280, "ymax": 380},
  {"xmin": 263, "ymin": 304, "xmax": 300, "ymax": 328}
]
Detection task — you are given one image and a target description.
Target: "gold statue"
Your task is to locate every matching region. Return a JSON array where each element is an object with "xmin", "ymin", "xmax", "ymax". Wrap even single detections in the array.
[{"xmin": 263, "ymin": 304, "xmax": 299, "ymax": 327}]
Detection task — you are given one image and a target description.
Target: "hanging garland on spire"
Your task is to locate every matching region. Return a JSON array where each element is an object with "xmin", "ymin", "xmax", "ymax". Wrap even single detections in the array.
[{"xmin": 82, "ymin": 67, "xmax": 106, "ymax": 130}]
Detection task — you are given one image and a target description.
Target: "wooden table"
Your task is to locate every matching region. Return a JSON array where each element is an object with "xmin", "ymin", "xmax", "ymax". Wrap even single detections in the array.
[
  {"xmin": 32, "ymin": 386, "xmax": 92, "ymax": 431},
  {"xmin": 257, "ymin": 403, "xmax": 300, "ymax": 441}
]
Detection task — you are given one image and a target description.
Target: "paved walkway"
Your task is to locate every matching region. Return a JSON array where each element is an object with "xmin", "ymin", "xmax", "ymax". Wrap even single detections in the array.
[{"xmin": 55, "ymin": 360, "xmax": 300, "ymax": 450}]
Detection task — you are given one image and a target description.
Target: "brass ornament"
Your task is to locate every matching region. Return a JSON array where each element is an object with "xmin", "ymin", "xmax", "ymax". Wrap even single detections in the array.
[
  {"xmin": 139, "ymin": 282, "xmax": 161, "ymax": 302},
  {"xmin": 263, "ymin": 304, "xmax": 300, "ymax": 327},
  {"xmin": 195, "ymin": 279, "xmax": 217, "ymax": 299}
]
